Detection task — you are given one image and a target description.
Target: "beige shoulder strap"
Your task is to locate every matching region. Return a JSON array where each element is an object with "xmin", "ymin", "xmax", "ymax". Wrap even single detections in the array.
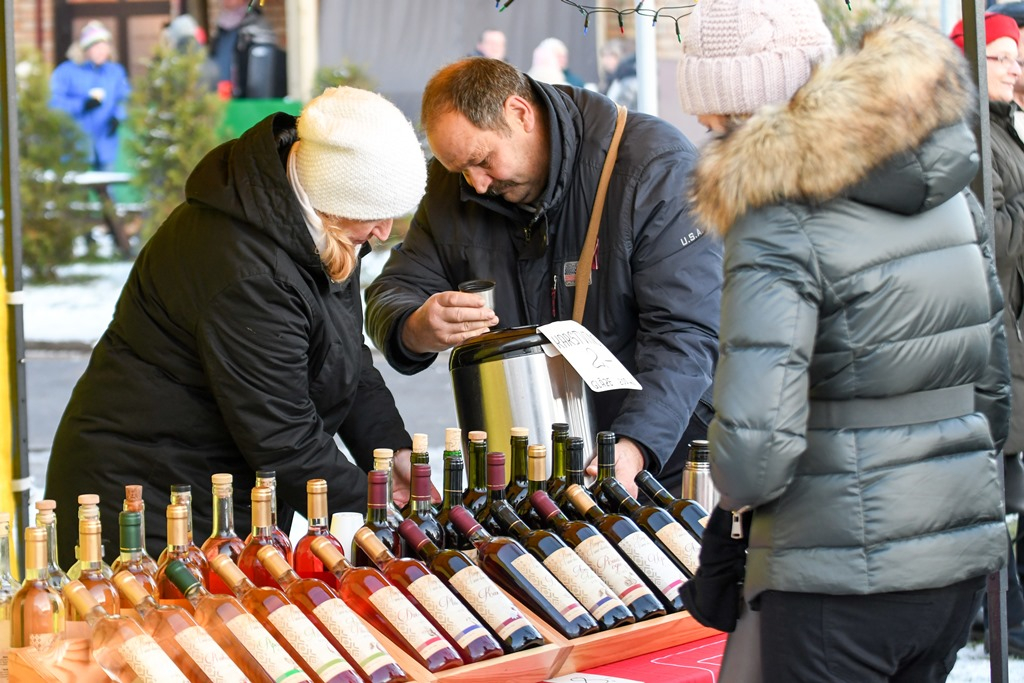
[{"xmin": 573, "ymin": 104, "xmax": 628, "ymax": 324}]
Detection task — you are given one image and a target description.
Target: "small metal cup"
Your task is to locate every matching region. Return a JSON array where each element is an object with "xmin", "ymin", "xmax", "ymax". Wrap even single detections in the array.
[{"xmin": 458, "ymin": 279, "xmax": 496, "ymax": 310}]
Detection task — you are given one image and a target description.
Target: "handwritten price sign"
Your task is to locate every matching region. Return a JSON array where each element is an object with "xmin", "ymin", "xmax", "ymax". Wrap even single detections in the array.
[{"xmin": 537, "ymin": 321, "xmax": 642, "ymax": 393}]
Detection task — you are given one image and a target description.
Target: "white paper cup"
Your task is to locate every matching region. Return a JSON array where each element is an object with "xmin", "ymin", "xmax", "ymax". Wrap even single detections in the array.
[{"xmin": 330, "ymin": 511, "xmax": 365, "ymax": 559}]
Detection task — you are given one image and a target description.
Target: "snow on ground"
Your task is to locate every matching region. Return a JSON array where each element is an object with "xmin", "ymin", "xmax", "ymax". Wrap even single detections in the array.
[{"xmin": 22, "ymin": 250, "xmax": 1024, "ymax": 681}]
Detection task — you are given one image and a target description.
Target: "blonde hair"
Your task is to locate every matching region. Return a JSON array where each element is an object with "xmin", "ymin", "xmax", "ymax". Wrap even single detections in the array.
[{"xmin": 319, "ymin": 218, "xmax": 358, "ymax": 283}]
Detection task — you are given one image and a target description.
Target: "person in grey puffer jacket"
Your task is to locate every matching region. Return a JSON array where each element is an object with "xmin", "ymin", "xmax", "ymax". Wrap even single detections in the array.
[{"xmin": 679, "ymin": 1, "xmax": 1011, "ymax": 680}]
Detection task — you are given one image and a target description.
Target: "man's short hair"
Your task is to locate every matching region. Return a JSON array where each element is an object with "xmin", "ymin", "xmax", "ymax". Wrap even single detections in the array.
[{"xmin": 421, "ymin": 58, "xmax": 535, "ymax": 135}]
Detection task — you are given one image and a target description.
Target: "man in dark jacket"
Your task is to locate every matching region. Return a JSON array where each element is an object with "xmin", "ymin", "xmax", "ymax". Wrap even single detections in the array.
[
  {"xmin": 45, "ymin": 87, "xmax": 428, "ymax": 562},
  {"xmin": 365, "ymin": 57, "xmax": 721, "ymax": 495}
]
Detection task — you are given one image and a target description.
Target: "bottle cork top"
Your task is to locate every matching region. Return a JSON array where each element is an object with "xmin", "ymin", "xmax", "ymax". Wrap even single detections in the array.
[
  {"xmin": 210, "ymin": 554, "xmax": 245, "ymax": 586},
  {"xmin": 412, "ymin": 433, "xmax": 428, "ymax": 452},
  {"xmin": 566, "ymin": 484, "xmax": 596, "ymax": 513},
  {"xmin": 211, "ymin": 473, "xmax": 232, "ymax": 485},
  {"xmin": 35, "ymin": 499, "xmax": 56, "ymax": 511},
  {"xmin": 63, "ymin": 580, "xmax": 99, "ymax": 615},
  {"xmin": 255, "ymin": 470, "xmax": 276, "ymax": 482},
  {"xmin": 354, "ymin": 526, "xmax": 390, "ymax": 561},
  {"xmin": 311, "ymin": 535, "xmax": 345, "ymax": 566},
  {"xmin": 166, "ymin": 504, "xmax": 188, "ymax": 519},
  {"xmin": 35, "ymin": 510, "xmax": 54, "ymax": 525},
  {"xmin": 398, "ymin": 519, "xmax": 431, "ymax": 551},
  {"xmin": 112, "ymin": 570, "xmax": 150, "ymax": 605},
  {"xmin": 373, "ymin": 448, "xmax": 394, "ymax": 460},
  {"xmin": 510, "ymin": 427, "xmax": 529, "ymax": 438},
  {"xmin": 79, "ymin": 518, "xmax": 101, "ymax": 534},
  {"xmin": 256, "ymin": 545, "xmax": 291, "ymax": 577},
  {"xmin": 468, "ymin": 430, "xmax": 487, "ymax": 442},
  {"xmin": 170, "ymin": 484, "xmax": 191, "ymax": 494},
  {"xmin": 77, "ymin": 494, "xmax": 100, "ymax": 506},
  {"xmin": 597, "ymin": 431, "xmax": 616, "ymax": 444},
  {"xmin": 251, "ymin": 486, "xmax": 272, "ymax": 503},
  {"xmin": 445, "ymin": 427, "xmax": 462, "ymax": 451},
  {"xmin": 125, "ymin": 485, "xmax": 143, "ymax": 501},
  {"xmin": 306, "ymin": 479, "xmax": 328, "ymax": 493}
]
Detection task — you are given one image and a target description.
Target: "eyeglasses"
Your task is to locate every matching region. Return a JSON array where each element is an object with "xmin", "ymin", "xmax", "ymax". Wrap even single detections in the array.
[{"xmin": 986, "ymin": 54, "xmax": 1024, "ymax": 68}]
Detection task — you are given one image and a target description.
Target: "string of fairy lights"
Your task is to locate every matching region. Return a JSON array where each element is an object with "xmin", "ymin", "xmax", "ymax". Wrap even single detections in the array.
[{"xmin": 245, "ymin": 1, "xmax": 855, "ymax": 43}]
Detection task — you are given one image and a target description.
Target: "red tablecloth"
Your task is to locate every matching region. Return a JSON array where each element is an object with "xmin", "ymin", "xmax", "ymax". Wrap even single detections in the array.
[{"xmin": 582, "ymin": 634, "xmax": 728, "ymax": 682}]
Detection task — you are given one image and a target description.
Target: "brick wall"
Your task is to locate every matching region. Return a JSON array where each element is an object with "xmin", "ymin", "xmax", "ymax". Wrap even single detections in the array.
[{"xmin": 12, "ymin": 0, "xmax": 57, "ymax": 66}]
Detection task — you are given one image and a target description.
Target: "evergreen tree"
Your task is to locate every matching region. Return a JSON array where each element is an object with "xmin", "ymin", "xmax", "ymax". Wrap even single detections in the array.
[
  {"xmin": 15, "ymin": 48, "xmax": 92, "ymax": 282},
  {"xmin": 126, "ymin": 39, "xmax": 225, "ymax": 241}
]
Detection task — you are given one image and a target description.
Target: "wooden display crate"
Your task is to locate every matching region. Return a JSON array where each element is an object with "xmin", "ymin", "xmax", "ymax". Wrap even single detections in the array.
[
  {"xmin": 358, "ymin": 610, "xmax": 571, "ymax": 683},
  {"xmin": 9, "ymin": 623, "xmax": 108, "ymax": 683},
  {"xmin": 501, "ymin": 592, "xmax": 721, "ymax": 676}
]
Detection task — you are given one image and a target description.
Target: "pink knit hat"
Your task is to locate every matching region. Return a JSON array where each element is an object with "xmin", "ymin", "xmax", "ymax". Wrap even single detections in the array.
[{"xmin": 677, "ymin": 0, "xmax": 835, "ymax": 116}]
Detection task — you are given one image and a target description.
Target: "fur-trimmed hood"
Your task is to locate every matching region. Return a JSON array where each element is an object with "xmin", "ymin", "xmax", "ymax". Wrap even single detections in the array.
[{"xmin": 689, "ymin": 18, "xmax": 976, "ymax": 235}]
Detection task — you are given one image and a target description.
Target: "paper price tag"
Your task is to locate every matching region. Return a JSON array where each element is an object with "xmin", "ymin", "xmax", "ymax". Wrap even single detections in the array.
[{"xmin": 537, "ymin": 320, "xmax": 642, "ymax": 392}]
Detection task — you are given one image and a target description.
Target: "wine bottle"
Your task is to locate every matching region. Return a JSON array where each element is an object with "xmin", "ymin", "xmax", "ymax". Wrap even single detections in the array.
[
  {"xmin": 504, "ymin": 427, "xmax": 530, "ymax": 508},
  {"xmin": 239, "ymin": 486, "xmax": 290, "ymax": 587},
  {"xmin": 293, "ymin": 479, "xmax": 346, "ymax": 588},
  {"xmin": 514, "ymin": 444, "xmax": 548, "ymax": 529},
  {"xmin": 63, "ymin": 580, "xmax": 189, "ymax": 683},
  {"xmin": 33, "ymin": 500, "xmax": 69, "ymax": 592},
  {"xmin": 601, "ymin": 478, "xmax": 700, "ymax": 577},
  {"xmin": 566, "ymin": 484, "xmax": 685, "ymax": 612},
  {"xmin": 435, "ymin": 448, "xmax": 469, "ymax": 551},
  {"xmin": 114, "ymin": 570, "xmax": 248, "ymax": 683},
  {"xmin": 475, "ymin": 452, "xmax": 508, "ymax": 536},
  {"xmin": 400, "ymin": 463, "xmax": 444, "ymax": 554},
  {"xmin": 257, "ymin": 545, "xmax": 408, "ymax": 683},
  {"xmin": 635, "ymin": 470, "xmax": 708, "ymax": 541},
  {"xmin": 68, "ymin": 518, "xmax": 120, "ymax": 620},
  {"xmin": 352, "ymin": 471, "xmax": 401, "ymax": 567},
  {"xmin": 462, "ymin": 431, "xmax": 489, "ymax": 516},
  {"xmin": 449, "ymin": 506, "xmax": 599, "ymax": 639},
  {"xmin": 554, "ymin": 436, "xmax": 587, "ymax": 518},
  {"xmin": 587, "ymin": 431, "xmax": 618, "ymax": 512},
  {"xmin": 410, "ymin": 432, "xmax": 430, "ymax": 466},
  {"xmin": 157, "ymin": 504, "xmax": 209, "ymax": 599},
  {"xmin": 546, "ymin": 423, "xmax": 570, "ymax": 503},
  {"xmin": 398, "ymin": 519, "xmax": 544, "ymax": 654},
  {"xmin": 371, "ymin": 450, "xmax": 405, "ymax": 528},
  {"xmin": 111, "ymin": 511, "xmax": 160, "ymax": 599},
  {"xmin": 69, "ymin": 493, "xmax": 113, "ymax": 579},
  {"xmin": 156, "ymin": 485, "xmax": 210, "ymax": 583},
  {"xmin": 200, "ymin": 474, "xmax": 246, "ymax": 595},
  {"xmin": 530, "ymin": 491, "xmax": 665, "ymax": 622},
  {"xmin": 490, "ymin": 500, "xmax": 634, "ymax": 631},
  {"xmin": 0, "ymin": 513, "xmax": 21, "ymax": 682},
  {"xmin": 311, "ymin": 536, "xmax": 464, "ymax": 673},
  {"xmin": 354, "ymin": 527, "xmax": 502, "ymax": 664},
  {"xmin": 123, "ymin": 485, "xmax": 160, "ymax": 575},
  {"xmin": 12, "ymin": 527, "xmax": 65, "ymax": 654},
  {"xmin": 211, "ymin": 554, "xmax": 362, "ymax": 683},
  {"xmin": 252, "ymin": 471, "xmax": 295, "ymax": 561},
  {"xmin": 166, "ymin": 560, "xmax": 310, "ymax": 683}
]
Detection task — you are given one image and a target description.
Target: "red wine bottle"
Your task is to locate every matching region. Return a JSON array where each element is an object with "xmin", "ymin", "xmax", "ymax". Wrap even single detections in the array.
[
  {"xmin": 475, "ymin": 452, "xmax": 508, "ymax": 536},
  {"xmin": 635, "ymin": 470, "xmax": 708, "ymax": 541}
]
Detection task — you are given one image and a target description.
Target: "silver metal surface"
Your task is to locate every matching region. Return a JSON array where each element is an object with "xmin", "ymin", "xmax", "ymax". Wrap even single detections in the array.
[
  {"xmin": 681, "ymin": 461, "xmax": 719, "ymax": 512},
  {"xmin": 450, "ymin": 344, "xmax": 597, "ymax": 476}
]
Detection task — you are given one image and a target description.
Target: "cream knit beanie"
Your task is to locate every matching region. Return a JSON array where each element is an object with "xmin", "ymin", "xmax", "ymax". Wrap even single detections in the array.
[
  {"xmin": 295, "ymin": 87, "xmax": 427, "ymax": 220},
  {"xmin": 677, "ymin": 0, "xmax": 835, "ymax": 116}
]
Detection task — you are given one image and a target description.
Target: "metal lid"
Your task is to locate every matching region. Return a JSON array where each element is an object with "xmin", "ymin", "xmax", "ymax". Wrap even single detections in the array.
[
  {"xmin": 687, "ymin": 440, "xmax": 710, "ymax": 463},
  {"xmin": 448, "ymin": 325, "xmax": 547, "ymax": 370}
]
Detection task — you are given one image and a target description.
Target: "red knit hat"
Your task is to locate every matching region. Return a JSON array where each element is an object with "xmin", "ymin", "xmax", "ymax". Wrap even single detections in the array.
[{"xmin": 950, "ymin": 13, "xmax": 1020, "ymax": 51}]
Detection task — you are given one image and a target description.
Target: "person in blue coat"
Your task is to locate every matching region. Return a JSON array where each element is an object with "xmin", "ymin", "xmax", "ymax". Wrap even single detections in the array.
[{"xmin": 49, "ymin": 21, "xmax": 130, "ymax": 171}]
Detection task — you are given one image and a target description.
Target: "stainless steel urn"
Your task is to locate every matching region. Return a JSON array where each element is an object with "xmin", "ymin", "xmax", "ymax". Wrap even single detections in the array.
[{"xmin": 448, "ymin": 326, "xmax": 597, "ymax": 470}]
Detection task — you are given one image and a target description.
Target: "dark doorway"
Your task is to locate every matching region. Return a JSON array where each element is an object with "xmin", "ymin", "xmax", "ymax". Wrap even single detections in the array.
[{"xmin": 54, "ymin": 0, "xmax": 171, "ymax": 80}]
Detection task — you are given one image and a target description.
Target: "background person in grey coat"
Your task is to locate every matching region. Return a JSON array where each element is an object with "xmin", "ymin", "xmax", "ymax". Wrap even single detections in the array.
[
  {"xmin": 680, "ymin": 1, "xmax": 1011, "ymax": 680},
  {"xmin": 365, "ymin": 57, "xmax": 721, "ymax": 496}
]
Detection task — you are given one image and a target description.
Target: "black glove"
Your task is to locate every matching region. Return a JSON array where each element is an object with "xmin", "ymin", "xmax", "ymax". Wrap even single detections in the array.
[
  {"xmin": 83, "ymin": 96, "xmax": 102, "ymax": 112},
  {"xmin": 106, "ymin": 117, "xmax": 120, "ymax": 136},
  {"xmin": 680, "ymin": 505, "xmax": 751, "ymax": 632}
]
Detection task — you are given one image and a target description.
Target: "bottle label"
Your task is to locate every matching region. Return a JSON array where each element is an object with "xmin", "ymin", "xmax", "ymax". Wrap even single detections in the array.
[
  {"xmin": 448, "ymin": 565, "xmax": 536, "ymax": 641},
  {"xmin": 574, "ymin": 534, "xmax": 654, "ymax": 607},
  {"xmin": 655, "ymin": 521, "xmax": 701, "ymax": 575},
  {"xmin": 510, "ymin": 553, "xmax": 589, "ymax": 623},
  {"xmin": 0, "ymin": 622, "xmax": 9, "ymax": 682},
  {"xmin": 541, "ymin": 546, "xmax": 625, "ymax": 620},
  {"xmin": 174, "ymin": 625, "xmax": 249, "ymax": 683},
  {"xmin": 225, "ymin": 612, "xmax": 309, "ymax": 683},
  {"xmin": 118, "ymin": 633, "xmax": 190, "ymax": 683},
  {"xmin": 312, "ymin": 598, "xmax": 399, "ymax": 677},
  {"xmin": 28, "ymin": 632, "xmax": 58, "ymax": 650},
  {"xmin": 266, "ymin": 604, "xmax": 355, "ymax": 681},
  {"xmin": 617, "ymin": 531, "xmax": 686, "ymax": 602},
  {"xmin": 407, "ymin": 573, "xmax": 490, "ymax": 650},
  {"xmin": 368, "ymin": 585, "xmax": 450, "ymax": 661}
]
